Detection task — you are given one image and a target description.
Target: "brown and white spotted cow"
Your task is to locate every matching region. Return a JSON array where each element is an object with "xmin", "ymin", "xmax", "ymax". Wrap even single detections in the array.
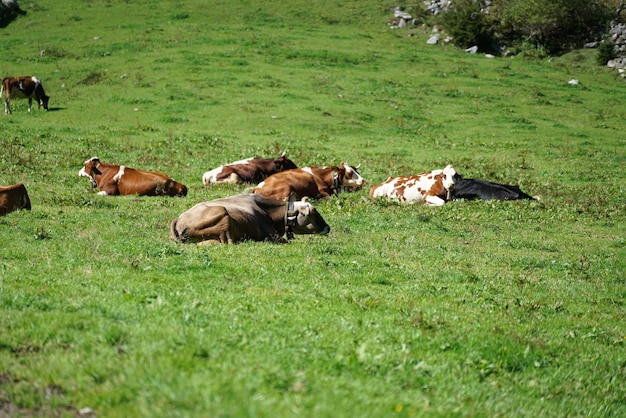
[
  {"xmin": 78, "ymin": 157, "xmax": 187, "ymax": 197},
  {"xmin": 369, "ymin": 165, "xmax": 459, "ymax": 206},
  {"xmin": 1, "ymin": 76, "xmax": 50, "ymax": 115},
  {"xmin": 202, "ymin": 152, "xmax": 298, "ymax": 185},
  {"xmin": 0, "ymin": 183, "xmax": 32, "ymax": 216},
  {"xmin": 251, "ymin": 162, "xmax": 365, "ymax": 201},
  {"xmin": 170, "ymin": 194, "xmax": 330, "ymax": 245}
]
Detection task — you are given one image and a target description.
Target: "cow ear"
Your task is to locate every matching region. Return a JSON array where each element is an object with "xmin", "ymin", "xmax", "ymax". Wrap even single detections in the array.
[
  {"xmin": 298, "ymin": 198, "xmax": 311, "ymax": 215},
  {"xmin": 91, "ymin": 159, "xmax": 102, "ymax": 175}
]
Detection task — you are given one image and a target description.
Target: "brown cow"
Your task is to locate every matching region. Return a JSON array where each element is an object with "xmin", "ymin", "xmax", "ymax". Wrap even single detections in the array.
[
  {"xmin": 202, "ymin": 152, "xmax": 298, "ymax": 185},
  {"xmin": 251, "ymin": 162, "xmax": 364, "ymax": 201},
  {"xmin": 0, "ymin": 183, "xmax": 32, "ymax": 216},
  {"xmin": 78, "ymin": 157, "xmax": 187, "ymax": 197},
  {"xmin": 170, "ymin": 194, "xmax": 330, "ymax": 244},
  {"xmin": 1, "ymin": 76, "xmax": 50, "ymax": 114}
]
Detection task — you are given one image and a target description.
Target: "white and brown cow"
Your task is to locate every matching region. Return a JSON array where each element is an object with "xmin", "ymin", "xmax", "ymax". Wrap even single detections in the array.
[
  {"xmin": 251, "ymin": 162, "xmax": 364, "ymax": 201},
  {"xmin": 0, "ymin": 183, "xmax": 32, "ymax": 216},
  {"xmin": 1, "ymin": 76, "xmax": 50, "ymax": 115},
  {"xmin": 170, "ymin": 194, "xmax": 330, "ymax": 244},
  {"xmin": 202, "ymin": 152, "xmax": 297, "ymax": 185},
  {"xmin": 78, "ymin": 157, "xmax": 187, "ymax": 197},
  {"xmin": 369, "ymin": 165, "xmax": 459, "ymax": 206}
]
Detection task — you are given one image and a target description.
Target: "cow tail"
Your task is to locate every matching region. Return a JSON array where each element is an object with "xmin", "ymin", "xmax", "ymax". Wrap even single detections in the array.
[{"xmin": 170, "ymin": 218, "xmax": 183, "ymax": 242}]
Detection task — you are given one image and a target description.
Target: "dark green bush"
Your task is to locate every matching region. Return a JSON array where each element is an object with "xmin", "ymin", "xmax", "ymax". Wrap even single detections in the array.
[
  {"xmin": 492, "ymin": 0, "xmax": 613, "ymax": 55},
  {"xmin": 439, "ymin": 0, "xmax": 495, "ymax": 51},
  {"xmin": 437, "ymin": 0, "xmax": 616, "ymax": 56},
  {"xmin": 596, "ymin": 41, "xmax": 617, "ymax": 65}
]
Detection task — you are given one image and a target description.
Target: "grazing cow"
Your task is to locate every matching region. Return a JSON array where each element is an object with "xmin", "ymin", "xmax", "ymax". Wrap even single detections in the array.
[
  {"xmin": 251, "ymin": 162, "xmax": 365, "ymax": 201},
  {"xmin": 451, "ymin": 178, "xmax": 536, "ymax": 201},
  {"xmin": 78, "ymin": 157, "xmax": 187, "ymax": 197},
  {"xmin": 202, "ymin": 152, "xmax": 298, "ymax": 185},
  {"xmin": 1, "ymin": 76, "xmax": 50, "ymax": 114},
  {"xmin": 369, "ymin": 165, "xmax": 459, "ymax": 206},
  {"xmin": 170, "ymin": 194, "xmax": 330, "ymax": 244},
  {"xmin": 0, "ymin": 183, "xmax": 32, "ymax": 216}
]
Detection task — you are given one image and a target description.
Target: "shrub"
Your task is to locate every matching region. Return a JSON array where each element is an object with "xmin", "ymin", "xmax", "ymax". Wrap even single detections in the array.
[
  {"xmin": 596, "ymin": 41, "xmax": 617, "ymax": 65},
  {"xmin": 493, "ymin": 0, "xmax": 613, "ymax": 55},
  {"xmin": 436, "ymin": 0, "xmax": 617, "ymax": 56},
  {"xmin": 439, "ymin": 0, "xmax": 495, "ymax": 52}
]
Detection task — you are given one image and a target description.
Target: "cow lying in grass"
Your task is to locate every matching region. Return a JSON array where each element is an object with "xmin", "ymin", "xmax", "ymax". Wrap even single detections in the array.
[
  {"xmin": 369, "ymin": 165, "xmax": 459, "ymax": 206},
  {"xmin": 202, "ymin": 152, "xmax": 298, "ymax": 185},
  {"xmin": 451, "ymin": 177, "xmax": 536, "ymax": 201},
  {"xmin": 251, "ymin": 162, "xmax": 364, "ymax": 201},
  {"xmin": 0, "ymin": 183, "xmax": 31, "ymax": 216},
  {"xmin": 170, "ymin": 194, "xmax": 330, "ymax": 245},
  {"xmin": 79, "ymin": 157, "xmax": 187, "ymax": 197}
]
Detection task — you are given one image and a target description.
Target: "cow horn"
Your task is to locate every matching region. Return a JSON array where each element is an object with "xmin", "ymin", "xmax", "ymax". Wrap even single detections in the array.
[{"xmin": 281, "ymin": 151, "xmax": 286, "ymax": 157}]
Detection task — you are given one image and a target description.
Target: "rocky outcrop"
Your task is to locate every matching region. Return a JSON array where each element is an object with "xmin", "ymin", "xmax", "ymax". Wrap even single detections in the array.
[{"xmin": 607, "ymin": 22, "xmax": 626, "ymax": 70}]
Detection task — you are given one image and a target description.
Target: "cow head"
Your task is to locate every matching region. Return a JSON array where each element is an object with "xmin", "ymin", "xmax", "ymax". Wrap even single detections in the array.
[
  {"xmin": 440, "ymin": 164, "xmax": 461, "ymax": 201},
  {"xmin": 441, "ymin": 165, "xmax": 459, "ymax": 191},
  {"xmin": 286, "ymin": 197, "xmax": 330, "ymax": 236},
  {"xmin": 33, "ymin": 80, "xmax": 50, "ymax": 110},
  {"xmin": 39, "ymin": 93, "xmax": 50, "ymax": 111},
  {"xmin": 78, "ymin": 157, "xmax": 102, "ymax": 188},
  {"xmin": 274, "ymin": 152, "xmax": 298, "ymax": 172},
  {"xmin": 165, "ymin": 181, "xmax": 188, "ymax": 197},
  {"xmin": 337, "ymin": 162, "xmax": 365, "ymax": 190}
]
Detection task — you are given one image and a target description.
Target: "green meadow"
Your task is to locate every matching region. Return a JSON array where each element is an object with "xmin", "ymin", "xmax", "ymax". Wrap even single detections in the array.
[{"xmin": 1, "ymin": 0, "xmax": 625, "ymax": 416}]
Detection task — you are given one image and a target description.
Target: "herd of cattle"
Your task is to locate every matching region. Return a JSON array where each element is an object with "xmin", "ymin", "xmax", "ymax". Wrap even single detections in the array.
[{"xmin": 1, "ymin": 76, "xmax": 536, "ymax": 244}]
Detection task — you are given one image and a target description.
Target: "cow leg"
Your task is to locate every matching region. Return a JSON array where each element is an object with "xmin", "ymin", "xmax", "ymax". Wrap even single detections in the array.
[
  {"xmin": 197, "ymin": 239, "xmax": 222, "ymax": 246},
  {"xmin": 424, "ymin": 195, "xmax": 446, "ymax": 206},
  {"xmin": 226, "ymin": 173, "xmax": 242, "ymax": 184},
  {"xmin": 28, "ymin": 97, "xmax": 33, "ymax": 112},
  {"xmin": 220, "ymin": 230, "xmax": 234, "ymax": 244},
  {"xmin": 4, "ymin": 99, "xmax": 11, "ymax": 115},
  {"xmin": 98, "ymin": 182, "xmax": 120, "ymax": 196},
  {"xmin": 194, "ymin": 208, "xmax": 233, "ymax": 244}
]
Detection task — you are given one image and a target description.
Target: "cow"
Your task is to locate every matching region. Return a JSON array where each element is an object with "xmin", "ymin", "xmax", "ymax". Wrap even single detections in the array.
[
  {"xmin": 202, "ymin": 152, "xmax": 298, "ymax": 185},
  {"xmin": 1, "ymin": 76, "xmax": 50, "ymax": 115},
  {"xmin": 251, "ymin": 162, "xmax": 365, "ymax": 201},
  {"xmin": 170, "ymin": 194, "xmax": 330, "ymax": 245},
  {"xmin": 369, "ymin": 165, "xmax": 459, "ymax": 206},
  {"xmin": 0, "ymin": 183, "xmax": 32, "ymax": 216},
  {"xmin": 451, "ymin": 177, "xmax": 536, "ymax": 201},
  {"xmin": 78, "ymin": 157, "xmax": 187, "ymax": 197}
]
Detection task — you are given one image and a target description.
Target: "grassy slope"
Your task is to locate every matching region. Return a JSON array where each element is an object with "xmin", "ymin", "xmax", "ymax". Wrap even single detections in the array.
[{"xmin": 1, "ymin": 1, "xmax": 625, "ymax": 417}]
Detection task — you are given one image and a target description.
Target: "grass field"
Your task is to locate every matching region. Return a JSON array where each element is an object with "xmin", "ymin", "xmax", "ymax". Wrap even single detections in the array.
[{"xmin": 1, "ymin": 1, "xmax": 625, "ymax": 417}]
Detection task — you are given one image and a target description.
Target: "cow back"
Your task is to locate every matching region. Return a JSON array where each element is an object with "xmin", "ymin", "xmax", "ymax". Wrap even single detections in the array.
[
  {"xmin": 115, "ymin": 168, "xmax": 186, "ymax": 196},
  {"xmin": 252, "ymin": 169, "xmax": 328, "ymax": 201}
]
